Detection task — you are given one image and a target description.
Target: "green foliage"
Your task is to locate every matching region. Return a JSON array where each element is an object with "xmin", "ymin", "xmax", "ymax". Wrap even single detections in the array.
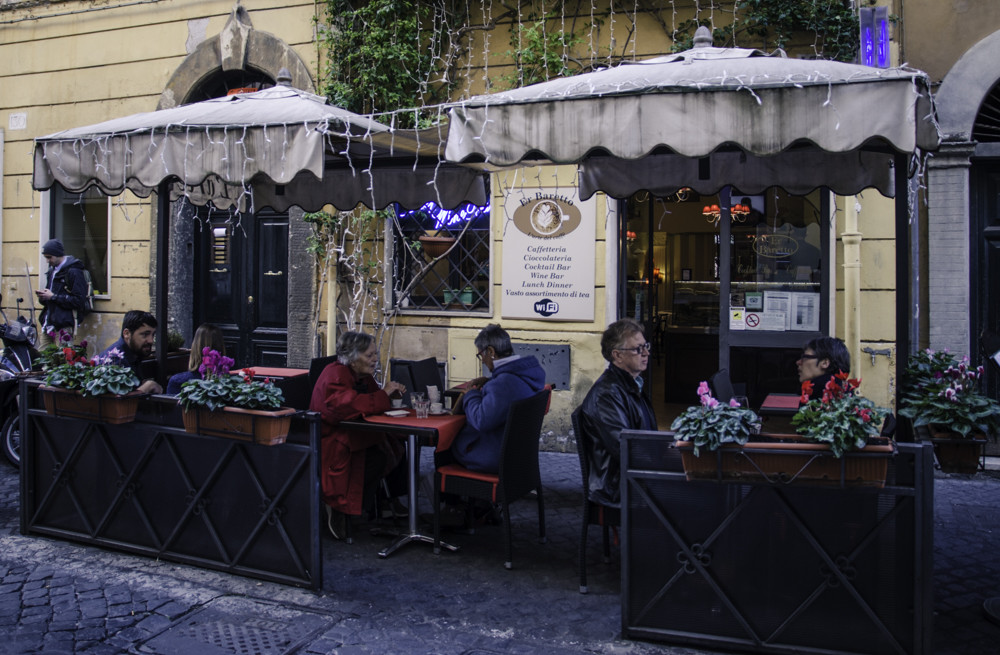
[
  {"xmin": 792, "ymin": 374, "xmax": 889, "ymax": 457},
  {"xmin": 898, "ymin": 350, "xmax": 1000, "ymax": 439},
  {"xmin": 672, "ymin": 382, "xmax": 760, "ymax": 456},
  {"xmin": 502, "ymin": 15, "xmax": 586, "ymax": 89},
  {"xmin": 176, "ymin": 350, "xmax": 284, "ymax": 412},
  {"xmin": 44, "ymin": 345, "xmax": 140, "ymax": 397},
  {"xmin": 167, "ymin": 330, "xmax": 185, "ymax": 352},
  {"xmin": 318, "ymin": 0, "xmax": 437, "ymax": 125},
  {"xmin": 672, "ymin": 0, "xmax": 860, "ymax": 62}
]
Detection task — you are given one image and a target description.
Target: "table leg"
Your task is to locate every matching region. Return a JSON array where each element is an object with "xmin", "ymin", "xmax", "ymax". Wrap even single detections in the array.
[{"xmin": 378, "ymin": 433, "xmax": 458, "ymax": 558}]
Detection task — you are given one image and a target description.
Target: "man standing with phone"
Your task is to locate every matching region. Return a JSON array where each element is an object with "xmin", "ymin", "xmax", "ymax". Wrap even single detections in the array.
[{"xmin": 35, "ymin": 239, "xmax": 89, "ymax": 344}]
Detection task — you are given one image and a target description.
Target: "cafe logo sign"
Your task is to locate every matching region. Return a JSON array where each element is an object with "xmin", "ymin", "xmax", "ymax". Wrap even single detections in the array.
[
  {"xmin": 753, "ymin": 234, "xmax": 799, "ymax": 259},
  {"xmin": 533, "ymin": 298, "xmax": 559, "ymax": 317},
  {"xmin": 513, "ymin": 194, "xmax": 582, "ymax": 238}
]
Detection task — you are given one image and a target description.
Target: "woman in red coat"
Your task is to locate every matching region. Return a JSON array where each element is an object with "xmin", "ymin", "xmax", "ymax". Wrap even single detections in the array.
[{"xmin": 309, "ymin": 331, "xmax": 406, "ymax": 539}]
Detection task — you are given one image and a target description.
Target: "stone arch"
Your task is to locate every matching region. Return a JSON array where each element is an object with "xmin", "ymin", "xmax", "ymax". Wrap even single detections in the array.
[
  {"xmin": 936, "ymin": 29, "xmax": 1000, "ymax": 141},
  {"xmin": 160, "ymin": 3, "xmax": 317, "ymax": 367},
  {"xmin": 158, "ymin": 4, "xmax": 315, "ymax": 109}
]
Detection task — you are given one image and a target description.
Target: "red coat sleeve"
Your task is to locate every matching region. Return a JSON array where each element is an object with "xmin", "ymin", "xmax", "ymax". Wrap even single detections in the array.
[{"xmin": 310, "ymin": 362, "xmax": 390, "ymax": 427}]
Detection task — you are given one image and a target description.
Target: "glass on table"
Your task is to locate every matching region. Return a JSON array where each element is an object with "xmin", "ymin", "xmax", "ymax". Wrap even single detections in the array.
[{"xmin": 413, "ymin": 398, "xmax": 430, "ymax": 419}]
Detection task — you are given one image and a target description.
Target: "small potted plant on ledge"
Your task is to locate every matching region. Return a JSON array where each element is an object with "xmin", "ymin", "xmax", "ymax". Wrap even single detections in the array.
[
  {"xmin": 176, "ymin": 348, "xmax": 295, "ymax": 445},
  {"xmin": 898, "ymin": 349, "xmax": 1000, "ymax": 473},
  {"xmin": 40, "ymin": 344, "xmax": 143, "ymax": 424},
  {"xmin": 672, "ymin": 382, "xmax": 760, "ymax": 478}
]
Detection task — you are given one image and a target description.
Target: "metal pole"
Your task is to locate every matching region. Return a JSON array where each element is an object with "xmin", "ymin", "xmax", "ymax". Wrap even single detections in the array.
[
  {"xmin": 155, "ymin": 180, "xmax": 170, "ymax": 388},
  {"xmin": 895, "ymin": 154, "xmax": 912, "ymax": 441}
]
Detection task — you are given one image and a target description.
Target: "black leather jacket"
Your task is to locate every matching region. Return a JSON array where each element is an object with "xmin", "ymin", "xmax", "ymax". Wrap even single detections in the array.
[{"xmin": 577, "ymin": 364, "xmax": 657, "ymax": 507}]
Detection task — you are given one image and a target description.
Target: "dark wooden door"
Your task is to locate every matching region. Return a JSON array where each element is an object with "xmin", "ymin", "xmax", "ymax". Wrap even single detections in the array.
[
  {"xmin": 195, "ymin": 209, "xmax": 289, "ymax": 367},
  {"xmin": 973, "ymin": 162, "xmax": 1000, "ymax": 399}
]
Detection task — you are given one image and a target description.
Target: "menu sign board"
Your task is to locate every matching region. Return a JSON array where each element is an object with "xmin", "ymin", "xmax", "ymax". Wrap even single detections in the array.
[{"xmin": 502, "ymin": 188, "xmax": 596, "ymax": 321}]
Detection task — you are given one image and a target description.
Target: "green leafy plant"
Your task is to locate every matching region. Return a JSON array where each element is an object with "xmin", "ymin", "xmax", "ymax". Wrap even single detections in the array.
[
  {"xmin": 167, "ymin": 330, "xmax": 185, "ymax": 352},
  {"xmin": 176, "ymin": 348, "xmax": 284, "ymax": 412},
  {"xmin": 672, "ymin": 382, "xmax": 760, "ymax": 456},
  {"xmin": 898, "ymin": 349, "xmax": 1000, "ymax": 439},
  {"xmin": 38, "ymin": 335, "xmax": 88, "ymax": 371},
  {"xmin": 44, "ymin": 345, "xmax": 140, "ymax": 397},
  {"xmin": 792, "ymin": 373, "xmax": 889, "ymax": 457},
  {"xmin": 502, "ymin": 16, "xmax": 586, "ymax": 89}
]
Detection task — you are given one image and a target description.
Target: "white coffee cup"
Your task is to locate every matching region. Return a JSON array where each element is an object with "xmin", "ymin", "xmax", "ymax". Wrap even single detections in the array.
[
  {"xmin": 430, "ymin": 402, "xmax": 443, "ymax": 414},
  {"xmin": 391, "ymin": 398, "xmax": 403, "ymax": 408}
]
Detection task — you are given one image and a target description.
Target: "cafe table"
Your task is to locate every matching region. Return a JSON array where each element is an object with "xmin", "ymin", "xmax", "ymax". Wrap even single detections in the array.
[
  {"xmin": 339, "ymin": 409, "xmax": 466, "ymax": 557},
  {"xmin": 757, "ymin": 392, "xmax": 801, "ymax": 433}
]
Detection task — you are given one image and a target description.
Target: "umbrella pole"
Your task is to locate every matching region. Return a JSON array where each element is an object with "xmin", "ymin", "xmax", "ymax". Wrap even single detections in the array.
[{"xmin": 155, "ymin": 180, "xmax": 170, "ymax": 389}]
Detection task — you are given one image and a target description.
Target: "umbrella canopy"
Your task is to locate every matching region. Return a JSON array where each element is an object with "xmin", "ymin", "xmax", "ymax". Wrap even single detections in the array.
[
  {"xmin": 34, "ymin": 84, "xmax": 485, "ymax": 210},
  {"xmin": 445, "ymin": 28, "xmax": 939, "ymax": 199}
]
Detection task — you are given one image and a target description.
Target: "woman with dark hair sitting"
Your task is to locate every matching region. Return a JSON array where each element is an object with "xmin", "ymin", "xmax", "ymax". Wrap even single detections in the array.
[
  {"xmin": 166, "ymin": 323, "xmax": 226, "ymax": 395},
  {"xmin": 309, "ymin": 331, "xmax": 407, "ymax": 540},
  {"xmin": 797, "ymin": 336, "xmax": 850, "ymax": 401}
]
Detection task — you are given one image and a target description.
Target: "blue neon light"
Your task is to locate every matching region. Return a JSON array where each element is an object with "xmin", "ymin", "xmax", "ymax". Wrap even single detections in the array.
[{"xmin": 397, "ymin": 201, "xmax": 490, "ymax": 229}]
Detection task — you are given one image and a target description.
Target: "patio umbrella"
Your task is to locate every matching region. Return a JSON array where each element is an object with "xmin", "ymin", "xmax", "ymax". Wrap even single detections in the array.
[
  {"xmin": 33, "ymin": 82, "xmax": 485, "ymax": 211},
  {"xmin": 444, "ymin": 27, "xmax": 938, "ymax": 199}
]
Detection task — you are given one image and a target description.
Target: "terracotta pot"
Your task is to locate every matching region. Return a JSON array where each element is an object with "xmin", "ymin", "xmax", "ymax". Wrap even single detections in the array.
[
  {"xmin": 39, "ymin": 386, "xmax": 142, "ymax": 424},
  {"xmin": 676, "ymin": 437, "xmax": 893, "ymax": 487},
  {"xmin": 418, "ymin": 235, "xmax": 456, "ymax": 259},
  {"xmin": 181, "ymin": 406, "xmax": 296, "ymax": 445},
  {"xmin": 929, "ymin": 427, "xmax": 986, "ymax": 474}
]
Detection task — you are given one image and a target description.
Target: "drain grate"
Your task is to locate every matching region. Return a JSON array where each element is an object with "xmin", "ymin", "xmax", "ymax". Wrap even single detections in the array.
[{"xmin": 137, "ymin": 595, "xmax": 339, "ymax": 655}]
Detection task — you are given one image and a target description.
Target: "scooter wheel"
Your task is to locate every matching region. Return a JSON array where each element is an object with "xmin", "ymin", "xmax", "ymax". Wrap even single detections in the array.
[{"xmin": 2, "ymin": 413, "xmax": 19, "ymax": 468}]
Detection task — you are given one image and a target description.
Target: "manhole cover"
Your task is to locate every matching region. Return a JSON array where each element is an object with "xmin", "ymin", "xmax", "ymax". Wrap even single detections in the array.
[{"xmin": 138, "ymin": 595, "xmax": 338, "ymax": 655}]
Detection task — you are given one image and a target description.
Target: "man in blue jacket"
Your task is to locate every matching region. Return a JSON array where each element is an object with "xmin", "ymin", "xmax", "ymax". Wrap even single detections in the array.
[
  {"xmin": 446, "ymin": 324, "xmax": 546, "ymax": 473},
  {"xmin": 35, "ymin": 239, "xmax": 89, "ymax": 344}
]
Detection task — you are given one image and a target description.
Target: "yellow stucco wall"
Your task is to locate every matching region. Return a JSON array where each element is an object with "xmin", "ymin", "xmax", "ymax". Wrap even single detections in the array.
[{"xmin": 1, "ymin": 0, "xmax": 318, "ymax": 355}]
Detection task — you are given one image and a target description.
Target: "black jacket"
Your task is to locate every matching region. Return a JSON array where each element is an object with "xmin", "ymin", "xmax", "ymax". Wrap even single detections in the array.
[
  {"xmin": 576, "ymin": 364, "xmax": 657, "ymax": 507},
  {"xmin": 40, "ymin": 256, "xmax": 88, "ymax": 331}
]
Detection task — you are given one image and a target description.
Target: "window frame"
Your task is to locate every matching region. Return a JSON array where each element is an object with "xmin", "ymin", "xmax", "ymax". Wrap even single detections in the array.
[{"xmin": 46, "ymin": 186, "xmax": 112, "ymax": 300}]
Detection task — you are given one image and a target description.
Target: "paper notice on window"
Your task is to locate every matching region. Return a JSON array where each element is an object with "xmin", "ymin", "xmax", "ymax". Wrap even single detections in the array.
[
  {"xmin": 791, "ymin": 292, "xmax": 820, "ymax": 331},
  {"xmin": 730, "ymin": 308, "xmax": 746, "ymax": 330},
  {"xmin": 763, "ymin": 291, "xmax": 792, "ymax": 330}
]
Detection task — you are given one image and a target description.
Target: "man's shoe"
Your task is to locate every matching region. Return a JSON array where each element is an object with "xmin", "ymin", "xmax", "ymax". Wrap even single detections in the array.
[{"xmin": 325, "ymin": 505, "xmax": 347, "ymax": 540}]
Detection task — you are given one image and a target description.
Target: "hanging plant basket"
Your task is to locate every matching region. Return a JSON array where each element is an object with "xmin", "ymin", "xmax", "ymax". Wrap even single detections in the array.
[
  {"xmin": 676, "ymin": 435, "xmax": 894, "ymax": 487},
  {"xmin": 418, "ymin": 235, "xmax": 456, "ymax": 259},
  {"xmin": 181, "ymin": 406, "xmax": 296, "ymax": 445},
  {"xmin": 929, "ymin": 426, "xmax": 987, "ymax": 474},
  {"xmin": 39, "ymin": 386, "xmax": 142, "ymax": 424}
]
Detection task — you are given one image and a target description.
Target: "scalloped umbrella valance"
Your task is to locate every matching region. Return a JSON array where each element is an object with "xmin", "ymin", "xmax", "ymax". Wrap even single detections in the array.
[
  {"xmin": 444, "ymin": 29, "xmax": 939, "ymax": 199},
  {"xmin": 33, "ymin": 84, "xmax": 485, "ymax": 210}
]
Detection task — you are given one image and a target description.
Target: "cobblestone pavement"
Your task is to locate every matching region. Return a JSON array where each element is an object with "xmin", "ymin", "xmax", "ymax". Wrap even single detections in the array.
[{"xmin": 1, "ymin": 451, "xmax": 999, "ymax": 654}]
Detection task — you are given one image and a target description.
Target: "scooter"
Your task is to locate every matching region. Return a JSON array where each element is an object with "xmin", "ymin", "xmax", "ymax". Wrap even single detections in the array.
[{"xmin": 1, "ymin": 294, "xmax": 41, "ymax": 467}]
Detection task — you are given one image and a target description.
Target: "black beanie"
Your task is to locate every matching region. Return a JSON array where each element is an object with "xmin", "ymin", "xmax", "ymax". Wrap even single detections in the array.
[{"xmin": 42, "ymin": 239, "xmax": 65, "ymax": 257}]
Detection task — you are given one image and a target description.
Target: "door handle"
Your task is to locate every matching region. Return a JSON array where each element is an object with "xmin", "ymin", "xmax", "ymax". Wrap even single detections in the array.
[
  {"xmin": 248, "ymin": 296, "xmax": 254, "ymax": 305},
  {"xmin": 209, "ymin": 268, "xmax": 229, "ymax": 273},
  {"xmin": 264, "ymin": 270, "xmax": 283, "ymax": 276}
]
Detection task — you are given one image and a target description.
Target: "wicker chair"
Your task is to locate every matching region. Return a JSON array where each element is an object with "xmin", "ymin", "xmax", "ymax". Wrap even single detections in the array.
[
  {"xmin": 433, "ymin": 388, "xmax": 551, "ymax": 569},
  {"xmin": 572, "ymin": 407, "xmax": 620, "ymax": 594}
]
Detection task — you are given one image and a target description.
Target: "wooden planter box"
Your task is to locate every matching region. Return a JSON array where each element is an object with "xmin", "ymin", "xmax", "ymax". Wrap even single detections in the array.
[
  {"xmin": 929, "ymin": 427, "xmax": 987, "ymax": 474},
  {"xmin": 39, "ymin": 386, "xmax": 142, "ymax": 424},
  {"xmin": 677, "ymin": 436, "xmax": 894, "ymax": 487},
  {"xmin": 181, "ymin": 406, "xmax": 296, "ymax": 445}
]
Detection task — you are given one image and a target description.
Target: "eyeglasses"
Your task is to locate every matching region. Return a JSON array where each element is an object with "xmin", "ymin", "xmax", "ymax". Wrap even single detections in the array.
[
  {"xmin": 618, "ymin": 342, "xmax": 652, "ymax": 355},
  {"xmin": 476, "ymin": 348, "xmax": 489, "ymax": 362},
  {"xmin": 798, "ymin": 353, "xmax": 819, "ymax": 361}
]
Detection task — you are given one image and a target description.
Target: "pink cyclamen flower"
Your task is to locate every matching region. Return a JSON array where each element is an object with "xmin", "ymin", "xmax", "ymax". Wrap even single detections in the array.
[
  {"xmin": 704, "ymin": 397, "xmax": 719, "ymax": 409},
  {"xmin": 729, "ymin": 398, "xmax": 741, "ymax": 408},
  {"xmin": 697, "ymin": 381, "xmax": 711, "ymax": 397}
]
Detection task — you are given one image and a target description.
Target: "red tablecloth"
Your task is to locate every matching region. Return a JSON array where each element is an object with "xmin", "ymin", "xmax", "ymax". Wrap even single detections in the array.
[{"xmin": 363, "ymin": 411, "xmax": 467, "ymax": 452}]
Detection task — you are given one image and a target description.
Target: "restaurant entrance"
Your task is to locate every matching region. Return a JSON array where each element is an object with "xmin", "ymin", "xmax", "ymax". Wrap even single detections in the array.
[{"xmin": 621, "ymin": 187, "xmax": 831, "ymax": 409}]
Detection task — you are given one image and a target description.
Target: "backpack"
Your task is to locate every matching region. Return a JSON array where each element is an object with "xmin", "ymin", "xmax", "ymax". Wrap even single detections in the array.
[{"xmin": 76, "ymin": 268, "xmax": 95, "ymax": 320}]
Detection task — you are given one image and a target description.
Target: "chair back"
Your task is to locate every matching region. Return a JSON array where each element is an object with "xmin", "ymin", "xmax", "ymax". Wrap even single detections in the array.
[
  {"xmin": 572, "ymin": 408, "xmax": 592, "ymax": 498},
  {"xmin": 309, "ymin": 355, "xmax": 338, "ymax": 391},
  {"xmin": 708, "ymin": 368, "xmax": 736, "ymax": 403},
  {"xmin": 497, "ymin": 388, "xmax": 551, "ymax": 499},
  {"xmin": 391, "ymin": 357, "xmax": 443, "ymax": 404}
]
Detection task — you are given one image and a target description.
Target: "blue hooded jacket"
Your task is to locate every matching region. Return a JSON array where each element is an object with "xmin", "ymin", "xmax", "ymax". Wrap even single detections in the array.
[{"xmin": 450, "ymin": 355, "xmax": 547, "ymax": 473}]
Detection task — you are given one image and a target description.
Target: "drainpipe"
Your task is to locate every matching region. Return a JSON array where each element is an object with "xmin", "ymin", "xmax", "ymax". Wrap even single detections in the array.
[{"xmin": 842, "ymin": 196, "xmax": 862, "ymax": 378}]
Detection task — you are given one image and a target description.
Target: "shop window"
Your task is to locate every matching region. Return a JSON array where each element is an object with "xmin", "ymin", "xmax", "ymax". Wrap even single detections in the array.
[
  {"xmin": 390, "ymin": 201, "xmax": 491, "ymax": 312},
  {"xmin": 48, "ymin": 186, "xmax": 110, "ymax": 297}
]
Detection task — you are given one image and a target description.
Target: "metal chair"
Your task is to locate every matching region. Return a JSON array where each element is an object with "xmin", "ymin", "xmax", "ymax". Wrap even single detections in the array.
[
  {"xmin": 433, "ymin": 388, "xmax": 551, "ymax": 569},
  {"xmin": 572, "ymin": 407, "xmax": 620, "ymax": 594},
  {"xmin": 708, "ymin": 368, "xmax": 736, "ymax": 403}
]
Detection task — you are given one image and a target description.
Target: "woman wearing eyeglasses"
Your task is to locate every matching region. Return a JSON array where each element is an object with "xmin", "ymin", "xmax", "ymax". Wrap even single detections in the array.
[{"xmin": 797, "ymin": 336, "xmax": 851, "ymax": 401}]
